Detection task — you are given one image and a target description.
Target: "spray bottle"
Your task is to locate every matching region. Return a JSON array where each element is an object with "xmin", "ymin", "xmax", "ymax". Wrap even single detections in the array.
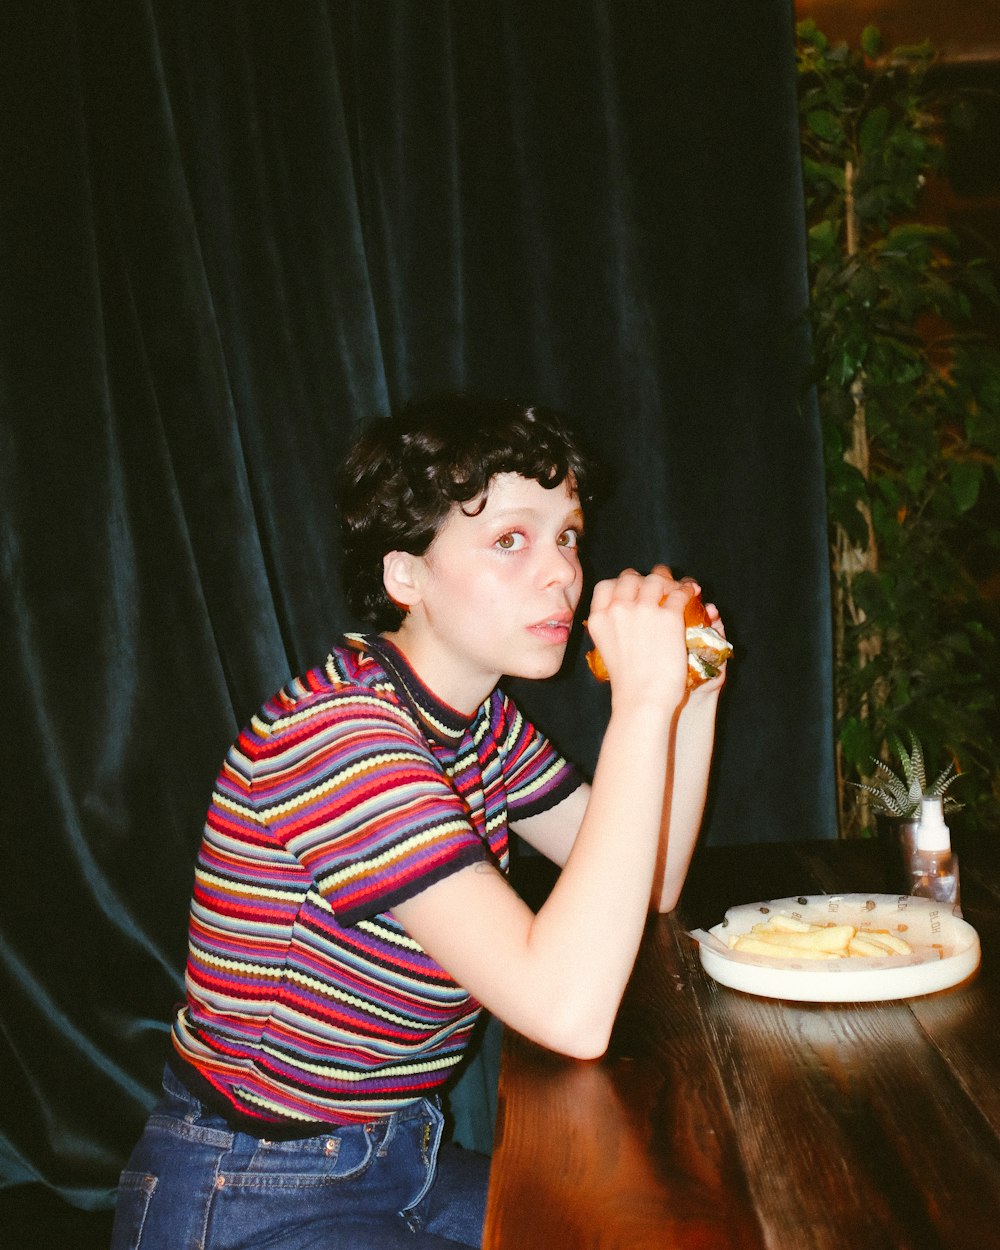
[{"xmin": 909, "ymin": 795, "xmax": 960, "ymax": 909}]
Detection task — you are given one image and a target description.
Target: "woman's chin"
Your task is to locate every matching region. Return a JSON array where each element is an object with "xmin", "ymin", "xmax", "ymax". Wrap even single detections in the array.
[{"xmin": 510, "ymin": 651, "xmax": 569, "ymax": 682}]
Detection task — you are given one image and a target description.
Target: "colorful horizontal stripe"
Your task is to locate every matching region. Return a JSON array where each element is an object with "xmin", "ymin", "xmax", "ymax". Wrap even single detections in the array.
[{"xmin": 172, "ymin": 633, "xmax": 580, "ymax": 1128}]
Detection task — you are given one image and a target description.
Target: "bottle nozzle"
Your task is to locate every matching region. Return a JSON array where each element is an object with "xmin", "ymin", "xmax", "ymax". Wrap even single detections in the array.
[{"xmin": 916, "ymin": 795, "xmax": 951, "ymax": 852}]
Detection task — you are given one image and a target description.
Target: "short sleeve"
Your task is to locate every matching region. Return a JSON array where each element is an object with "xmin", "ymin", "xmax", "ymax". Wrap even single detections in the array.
[
  {"xmin": 258, "ymin": 692, "xmax": 488, "ymax": 926},
  {"xmin": 496, "ymin": 695, "xmax": 583, "ymax": 821}
]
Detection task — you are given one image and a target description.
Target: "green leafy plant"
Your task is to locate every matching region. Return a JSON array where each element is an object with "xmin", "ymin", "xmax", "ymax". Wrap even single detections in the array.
[
  {"xmin": 796, "ymin": 21, "xmax": 1000, "ymax": 837},
  {"xmin": 853, "ymin": 732, "xmax": 963, "ymax": 819}
]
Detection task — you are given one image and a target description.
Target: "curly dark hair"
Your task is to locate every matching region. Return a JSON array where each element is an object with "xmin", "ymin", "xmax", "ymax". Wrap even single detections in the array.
[{"xmin": 340, "ymin": 393, "xmax": 602, "ymax": 629}]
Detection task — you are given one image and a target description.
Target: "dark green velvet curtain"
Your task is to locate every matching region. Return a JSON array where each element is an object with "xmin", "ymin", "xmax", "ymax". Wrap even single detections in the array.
[{"xmin": 0, "ymin": 0, "xmax": 834, "ymax": 1221}]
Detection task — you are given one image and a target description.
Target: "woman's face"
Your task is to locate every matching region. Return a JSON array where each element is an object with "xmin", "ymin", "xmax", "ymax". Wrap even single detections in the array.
[{"xmin": 385, "ymin": 473, "xmax": 585, "ymax": 713}]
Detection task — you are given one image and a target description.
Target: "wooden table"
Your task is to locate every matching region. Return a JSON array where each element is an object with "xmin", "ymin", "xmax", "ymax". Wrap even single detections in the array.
[{"xmin": 484, "ymin": 834, "xmax": 1000, "ymax": 1249}]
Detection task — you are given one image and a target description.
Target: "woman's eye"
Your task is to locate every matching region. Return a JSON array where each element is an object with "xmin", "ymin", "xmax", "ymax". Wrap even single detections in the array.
[{"xmin": 496, "ymin": 532, "xmax": 526, "ymax": 551}]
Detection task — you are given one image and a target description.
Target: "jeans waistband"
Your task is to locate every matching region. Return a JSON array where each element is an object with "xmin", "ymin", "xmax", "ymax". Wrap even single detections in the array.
[{"xmin": 164, "ymin": 1054, "xmax": 439, "ymax": 1142}]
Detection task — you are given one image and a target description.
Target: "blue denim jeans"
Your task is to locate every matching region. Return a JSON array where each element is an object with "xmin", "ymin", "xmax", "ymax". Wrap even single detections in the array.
[{"xmin": 110, "ymin": 1065, "xmax": 490, "ymax": 1249}]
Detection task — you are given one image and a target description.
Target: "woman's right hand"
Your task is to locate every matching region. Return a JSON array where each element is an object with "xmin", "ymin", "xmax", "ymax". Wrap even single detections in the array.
[{"xmin": 585, "ymin": 564, "xmax": 698, "ymax": 711}]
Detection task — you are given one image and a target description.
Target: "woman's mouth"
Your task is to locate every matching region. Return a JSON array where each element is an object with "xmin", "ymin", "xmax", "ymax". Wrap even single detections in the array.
[{"xmin": 528, "ymin": 615, "xmax": 573, "ymax": 642}]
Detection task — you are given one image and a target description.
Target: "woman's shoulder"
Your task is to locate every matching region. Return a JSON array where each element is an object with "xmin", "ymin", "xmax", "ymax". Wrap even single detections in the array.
[{"xmin": 247, "ymin": 636, "xmax": 414, "ymax": 743}]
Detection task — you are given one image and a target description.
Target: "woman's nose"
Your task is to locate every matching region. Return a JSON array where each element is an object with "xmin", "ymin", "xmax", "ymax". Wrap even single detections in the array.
[{"xmin": 542, "ymin": 544, "xmax": 580, "ymax": 588}]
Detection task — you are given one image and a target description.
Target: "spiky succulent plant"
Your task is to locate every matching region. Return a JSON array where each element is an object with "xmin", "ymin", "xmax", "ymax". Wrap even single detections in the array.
[{"xmin": 854, "ymin": 734, "xmax": 963, "ymax": 820}]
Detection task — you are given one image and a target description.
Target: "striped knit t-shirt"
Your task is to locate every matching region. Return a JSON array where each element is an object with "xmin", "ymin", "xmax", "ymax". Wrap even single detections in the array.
[{"xmin": 171, "ymin": 633, "xmax": 581, "ymax": 1130}]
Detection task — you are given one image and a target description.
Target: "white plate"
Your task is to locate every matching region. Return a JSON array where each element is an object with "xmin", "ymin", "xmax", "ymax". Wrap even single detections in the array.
[{"xmin": 691, "ymin": 893, "xmax": 981, "ymax": 1003}]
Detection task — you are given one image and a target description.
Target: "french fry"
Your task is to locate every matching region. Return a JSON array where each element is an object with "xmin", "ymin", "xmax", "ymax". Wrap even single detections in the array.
[
  {"xmin": 760, "ymin": 915, "xmax": 815, "ymax": 934},
  {"xmin": 857, "ymin": 929, "xmax": 912, "ymax": 955},
  {"xmin": 726, "ymin": 913, "xmax": 913, "ymax": 962},
  {"xmin": 848, "ymin": 934, "xmax": 898, "ymax": 957},
  {"xmin": 745, "ymin": 924, "xmax": 855, "ymax": 953},
  {"xmin": 729, "ymin": 935, "xmax": 839, "ymax": 961}
]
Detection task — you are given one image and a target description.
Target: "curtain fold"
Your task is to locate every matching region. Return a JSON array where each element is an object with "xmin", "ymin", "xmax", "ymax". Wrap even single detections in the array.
[{"xmin": 0, "ymin": 0, "xmax": 833, "ymax": 1209}]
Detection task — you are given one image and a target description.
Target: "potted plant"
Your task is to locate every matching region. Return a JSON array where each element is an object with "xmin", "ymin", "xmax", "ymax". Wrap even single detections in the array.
[
  {"xmin": 854, "ymin": 731, "xmax": 963, "ymax": 884},
  {"xmin": 796, "ymin": 21, "xmax": 1000, "ymax": 837}
]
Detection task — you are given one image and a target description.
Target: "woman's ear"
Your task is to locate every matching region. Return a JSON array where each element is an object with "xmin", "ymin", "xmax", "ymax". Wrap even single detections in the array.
[{"xmin": 382, "ymin": 550, "xmax": 423, "ymax": 612}]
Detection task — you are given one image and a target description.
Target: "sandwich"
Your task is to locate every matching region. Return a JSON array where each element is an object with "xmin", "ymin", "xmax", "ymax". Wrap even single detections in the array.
[{"xmin": 585, "ymin": 591, "xmax": 732, "ymax": 688}]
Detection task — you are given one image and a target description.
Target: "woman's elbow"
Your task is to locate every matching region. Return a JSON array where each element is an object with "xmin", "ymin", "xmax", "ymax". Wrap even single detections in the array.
[
  {"xmin": 534, "ymin": 1007, "xmax": 614, "ymax": 1061},
  {"xmin": 657, "ymin": 887, "xmax": 682, "ymax": 914},
  {"xmin": 560, "ymin": 1031, "xmax": 611, "ymax": 1062}
]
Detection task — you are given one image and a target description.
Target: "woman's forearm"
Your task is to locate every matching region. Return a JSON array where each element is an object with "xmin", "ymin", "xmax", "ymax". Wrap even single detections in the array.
[
  {"xmin": 525, "ymin": 698, "xmax": 674, "ymax": 1049},
  {"xmin": 654, "ymin": 689, "xmax": 720, "ymax": 912}
]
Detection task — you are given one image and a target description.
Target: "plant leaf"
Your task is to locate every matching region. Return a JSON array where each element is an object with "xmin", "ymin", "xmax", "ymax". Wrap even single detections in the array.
[
  {"xmin": 949, "ymin": 460, "xmax": 982, "ymax": 513},
  {"xmin": 860, "ymin": 25, "xmax": 882, "ymax": 58},
  {"xmin": 807, "ymin": 110, "xmax": 840, "ymax": 141}
]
